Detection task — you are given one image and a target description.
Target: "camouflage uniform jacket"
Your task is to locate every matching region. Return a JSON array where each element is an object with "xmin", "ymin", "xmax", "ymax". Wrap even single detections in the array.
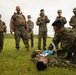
[
  {"xmin": 27, "ymin": 20, "xmax": 34, "ymax": 31},
  {"xmin": 55, "ymin": 16, "xmax": 67, "ymax": 25},
  {"xmin": 49, "ymin": 27, "xmax": 76, "ymax": 52},
  {"xmin": 69, "ymin": 15, "xmax": 76, "ymax": 29},
  {"xmin": 11, "ymin": 12, "xmax": 26, "ymax": 30},
  {"xmin": 36, "ymin": 16, "xmax": 50, "ymax": 32}
]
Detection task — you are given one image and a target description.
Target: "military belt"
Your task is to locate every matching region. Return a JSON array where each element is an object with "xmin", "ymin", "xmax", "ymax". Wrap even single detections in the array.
[{"xmin": 15, "ymin": 24, "xmax": 25, "ymax": 27}]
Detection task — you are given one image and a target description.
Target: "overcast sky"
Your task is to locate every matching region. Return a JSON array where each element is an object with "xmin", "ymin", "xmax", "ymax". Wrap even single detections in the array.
[{"xmin": 0, "ymin": 0, "xmax": 76, "ymax": 37}]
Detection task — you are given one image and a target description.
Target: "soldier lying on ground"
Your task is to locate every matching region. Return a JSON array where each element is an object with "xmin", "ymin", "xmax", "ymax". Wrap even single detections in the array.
[{"xmin": 31, "ymin": 50, "xmax": 76, "ymax": 71}]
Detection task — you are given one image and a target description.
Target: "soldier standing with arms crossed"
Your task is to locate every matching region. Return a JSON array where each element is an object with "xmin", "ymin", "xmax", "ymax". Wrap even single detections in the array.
[
  {"xmin": 55, "ymin": 9, "xmax": 67, "ymax": 26},
  {"xmin": 0, "ymin": 14, "xmax": 7, "ymax": 52},
  {"xmin": 10, "ymin": 6, "xmax": 29, "ymax": 51},
  {"xmin": 27, "ymin": 15, "xmax": 34, "ymax": 47},
  {"xmin": 36, "ymin": 9, "xmax": 50, "ymax": 50}
]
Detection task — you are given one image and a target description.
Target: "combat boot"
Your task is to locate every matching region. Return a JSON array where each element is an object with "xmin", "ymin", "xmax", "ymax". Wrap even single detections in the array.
[
  {"xmin": 0, "ymin": 48, "xmax": 3, "ymax": 52},
  {"xmin": 38, "ymin": 47, "xmax": 41, "ymax": 50},
  {"xmin": 16, "ymin": 48, "xmax": 19, "ymax": 51},
  {"xmin": 43, "ymin": 47, "xmax": 46, "ymax": 51},
  {"xmin": 0, "ymin": 49, "xmax": 2, "ymax": 52},
  {"xmin": 31, "ymin": 44, "xmax": 33, "ymax": 48}
]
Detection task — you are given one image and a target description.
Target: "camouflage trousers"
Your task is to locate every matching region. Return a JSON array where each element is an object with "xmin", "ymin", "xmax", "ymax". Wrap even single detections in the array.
[
  {"xmin": 27, "ymin": 31, "xmax": 34, "ymax": 47},
  {"xmin": 38, "ymin": 31, "xmax": 47, "ymax": 50},
  {"xmin": 48, "ymin": 55, "xmax": 75, "ymax": 67},
  {"xmin": 14, "ymin": 29, "xmax": 29, "ymax": 49},
  {"xmin": 56, "ymin": 49, "xmax": 76, "ymax": 64},
  {"xmin": 0, "ymin": 32, "xmax": 4, "ymax": 51}
]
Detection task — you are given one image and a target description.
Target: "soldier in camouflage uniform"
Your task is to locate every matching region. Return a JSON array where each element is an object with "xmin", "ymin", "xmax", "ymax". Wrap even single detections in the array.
[
  {"xmin": 36, "ymin": 9, "xmax": 50, "ymax": 50},
  {"xmin": 55, "ymin": 9, "xmax": 67, "ymax": 26},
  {"xmin": 31, "ymin": 50, "xmax": 76, "ymax": 71},
  {"xmin": 69, "ymin": 7, "xmax": 76, "ymax": 29},
  {"xmin": 10, "ymin": 6, "xmax": 29, "ymax": 51},
  {"xmin": 55, "ymin": 10, "xmax": 72, "ymax": 59},
  {"xmin": 0, "ymin": 14, "xmax": 7, "ymax": 52},
  {"xmin": 27, "ymin": 15, "xmax": 34, "ymax": 47},
  {"xmin": 48, "ymin": 20, "xmax": 76, "ymax": 64}
]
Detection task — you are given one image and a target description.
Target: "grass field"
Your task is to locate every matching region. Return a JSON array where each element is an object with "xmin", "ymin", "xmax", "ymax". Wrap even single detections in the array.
[{"xmin": 0, "ymin": 34, "xmax": 76, "ymax": 75}]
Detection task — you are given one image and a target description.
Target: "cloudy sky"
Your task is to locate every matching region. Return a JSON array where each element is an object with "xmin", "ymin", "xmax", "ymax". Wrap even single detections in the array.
[{"xmin": 0, "ymin": 0, "xmax": 76, "ymax": 37}]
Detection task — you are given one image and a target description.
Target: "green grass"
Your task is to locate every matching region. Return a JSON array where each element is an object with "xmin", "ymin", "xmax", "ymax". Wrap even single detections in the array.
[{"xmin": 0, "ymin": 34, "xmax": 76, "ymax": 75}]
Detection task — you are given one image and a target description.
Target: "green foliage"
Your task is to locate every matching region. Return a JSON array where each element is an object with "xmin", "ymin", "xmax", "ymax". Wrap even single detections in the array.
[{"xmin": 0, "ymin": 34, "xmax": 76, "ymax": 75}]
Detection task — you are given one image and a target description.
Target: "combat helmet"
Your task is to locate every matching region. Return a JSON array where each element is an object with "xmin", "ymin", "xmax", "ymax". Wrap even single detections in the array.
[
  {"xmin": 73, "ymin": 7, "xmax": 76, "ymax": 12},
  {"xmin": 27, "ymin": 15, "xmax": 31, "ymax": 19},
  {"xmin": 57, "ymin": 9, "xmax": 62, "ymax": 13}
]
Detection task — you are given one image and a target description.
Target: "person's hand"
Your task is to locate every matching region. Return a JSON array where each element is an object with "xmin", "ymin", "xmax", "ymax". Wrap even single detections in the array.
[
  {"xmin": 53, "ymin": 49, "xmax": 58, "ymax": 53},
  {"xmin": 26, "ymin": 28, "xmax": 29, "ymax": 32},
  {"xmin": 35, "ymin": 50, "xmax": 42, "ymax": 54},
  {"xmin": 10, "ymin": 29, "xmax": 13, "ymax": 34}
]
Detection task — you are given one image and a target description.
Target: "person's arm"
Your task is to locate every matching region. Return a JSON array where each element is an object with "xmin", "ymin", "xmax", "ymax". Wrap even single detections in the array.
[
  {"xmin": 9, "ymin": 15, "xmax": 15, "ymax": 34},
  {"xmin": 31, "ymin": 21, "xmax": 34, "ymax": 29},
  {"xmin": 10, "ymin": 20, "xmax": 14, "ymax": 34},
  {"xmin": 45, "ymin": 16, "xmax": 50, "ymax": 23},
  {"xmin": 60, "ymin": 32, "xmax": 74, "ymax": 51},
  {"xmin": 36, "ymin": 17, "xmax": 43, "ymax": 26},
  {"xmin": 3, "ymin": 22, "xmax": 7, "ymax": 33},
  {"xmin": 23, "ymin": 15, "xmax": 28, "ymax": 31},
  {"xmin": 25, "ymin": 21, "xmax": 28, "ymax": 31},
  {"xmin": 69, "ymin": 16, "xmax": 75, "ymax": 26},
  {"xmin": 48, "ymin": 33, "xmax": 61, "ymax": 50},
  {"xmin": 61, "ymin": 17, "xmax": 67, "ymax": 25},
  {"xmin": 32, "ymin": 21, "xmax": 34, "ymax": 29}
]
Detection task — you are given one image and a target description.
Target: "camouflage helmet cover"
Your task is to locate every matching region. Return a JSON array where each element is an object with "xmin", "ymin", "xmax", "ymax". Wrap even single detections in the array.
[
  {"xmin": 27, "ymin": 15, "xmax": 31, "ymax": 19},
  {"xmin": 73, "ymin": 7, "xmax": 76, "ymax": 12},
  {"xmin": 57, "ymin": 9, "xmax": 62, "ymax": 13},
  {"xmin": 40, "ymin": 9, "xmax": 44, "ymax": 12}
]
